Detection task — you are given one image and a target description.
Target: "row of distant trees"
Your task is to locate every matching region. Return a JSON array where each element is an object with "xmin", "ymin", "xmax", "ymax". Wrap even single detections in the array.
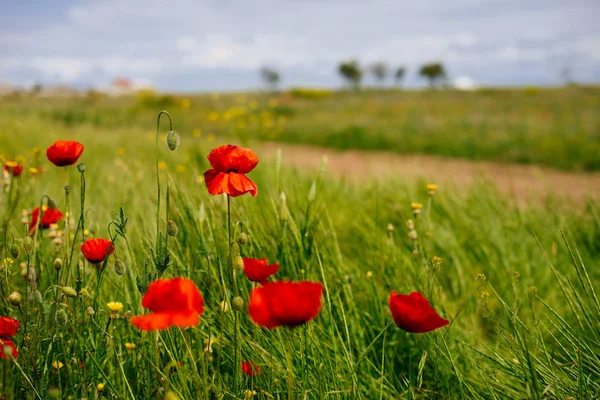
[{"xmin": 260, "ymin": 61, "xmax": 448, "ymax": 91}]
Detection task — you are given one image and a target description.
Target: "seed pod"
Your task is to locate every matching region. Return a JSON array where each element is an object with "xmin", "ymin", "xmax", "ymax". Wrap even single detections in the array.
[
  {"xmin": 53, "ymin": 258, "xmax": 63, "ymax": 271},
  {"xmin": 237, "ymin": 232, "xmax": 248, "ymax": 246},
  {"xmin": 232, "ymin": 296, "xmax": 244, "ymax": 311},
  {"xmin": 55, "ymin": 309, "xmax": 68, "ymax": 327},
  {"xmin": 8, "ymin": 291, "xmax": 22, "ymax": 306},
  {"xmin": 22, "ymin": 237, "xmax": 34, "ymax": 255},
  {"xmin": 166, "ymin": 130, "xmax": 180, "ymax": 151},
  {"xmin": 166, "ymin": 220, "xmax": 178, "ymax": 237},
  {"xmin": 10, "ymin": 243, "xmax": 19, "ymax": 258},
  {"xmin": 77, "ymin": 163, "xmax": 86, "ymax": 173},
  {"xmin": 233, "ymin": 256, "xmax": 244, "ymax": 272},
  {"xmin": 114, "ymin": 259, "xmax": 126, "ymax": 275}
]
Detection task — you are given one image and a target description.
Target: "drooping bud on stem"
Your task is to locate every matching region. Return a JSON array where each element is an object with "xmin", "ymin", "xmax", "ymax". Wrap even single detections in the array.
[
  {"xmin": 166, "ymin": 130, "xmax": 180, "ymax": 151},
  {"xmin": 22, "ymin": 237, "xmax": 34, "ymax": 255},
  {"xmin": 166, "ymin": 220, "xmax": 178, "ymax": 237},
  {"xmin": 232, "ymin": 296, "xmax": 244, "ymax": 311}
]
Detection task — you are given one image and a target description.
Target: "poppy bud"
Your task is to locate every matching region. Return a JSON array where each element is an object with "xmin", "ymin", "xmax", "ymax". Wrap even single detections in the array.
[
  {"xmin": 219, "ymin": 300, "xmax": 230, "ymax": 313},
  {"xmin": 47, "ymin": 198, "xmax": 57, "ymax": 210},
  {"xmin": 204, "ymin": 275, "xmax": 215, "ymax": 288},
  {"xmin": 231, "ymin": 242, "xmax": 240, "ymax": 258},
  {"xmin": 8, "ymin": 291, "xmax": 22, "ymax": 305},
  {"xmin": 55, "ymin": 309, "xmax": 68, "ymax": 326},
  {"xmin": 77, "ymin": 163, "xmax": 86, "ymax": 173},
  {"xmin": 61, "ymin": 286, "xmax": 77, "ymax": 298},
  {"xmin": 166, "ymin": 130, "xmax": 180, "ymax": 151},
  {"xmin": 10, "ymin": 243, "xmax": 20, "ymax": 258},
  {"xmin": 22, "ymin": 237, "xmax": 34, "ymax": 255},
  {"xmin": 166, "ymin": 220, "xmax": 178, "ymax": 237},
  {"xmin": 47, "ymin": 388, "xmax": 61, "ymax": 399},
  {"xmin": 64, "ymin": 185, "xmax": 71, "ymax": 195},
  {"xmin": 232, "ymin": 296, "xmax": 244, "ymax": 311},
  {"xmin": 237, "ymin": 232, "xmax": 248, "ymax": 246},
  {"xmin": 408, "ymin": 230, "xmax": 418, "ymax": 240},
  {"xmin": 54, "ymin": 258, "xmax": 63, "ymax": 271},
  {"xmin": 233, "ymin": 256, "xmax": 244, "ymax": 272},
  {"xmin": 123, "ymin": 310, "xmax": 132, "ymax": 320},
  {"xmin": 30, "ymin": 290, "xmax": 43, "ymax": 304},
  {"xmin": 114, "ymin": 259, "xmax": 126, "ymax": 275}
]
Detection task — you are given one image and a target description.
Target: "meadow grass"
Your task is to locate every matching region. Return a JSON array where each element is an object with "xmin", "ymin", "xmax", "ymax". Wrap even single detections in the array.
[
  {"xmin": 0, "ymin": 111, "xmax": 598, "ymax": 399},
  {"xmin": 2, "ymin": 86, "xmax": 600, "ymax": 171}
]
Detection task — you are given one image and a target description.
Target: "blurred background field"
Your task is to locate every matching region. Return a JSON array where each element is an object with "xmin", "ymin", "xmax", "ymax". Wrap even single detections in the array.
[{"xmin": 2, "ymin": 85, "xmax": 600, "ymax": 171}]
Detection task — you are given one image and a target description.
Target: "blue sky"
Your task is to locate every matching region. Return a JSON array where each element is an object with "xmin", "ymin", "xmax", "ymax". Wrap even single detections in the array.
[{"xmin": 1, "ymin": 0, "xmax": 599, "ymax": 91}]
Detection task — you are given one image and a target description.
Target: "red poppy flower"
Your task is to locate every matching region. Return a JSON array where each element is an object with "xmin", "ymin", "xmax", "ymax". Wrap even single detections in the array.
[
  {"xmin": 29, "ymin": 206, "xmax": 63, "ymax": 233},
  {"xmin": 388, "ymin": 291, "xmax": 449, "ymax": 333},
  {"xmin": 4, "ymin": 161, "xmax": 23, "ymax": 176},
  {"xmin": 241, "ymin": 360, "xmax": 261, "ymax": 376},
  {"xmin": 243, "ymin": 258, "xmax": 279, "ymax": 284},
  {"xmin": 80, "ymin": 238, "xmax": 114, "ymax": 264},
  {"xmin": 203, "ymin": 145, "xmax": 258, "ymax": 197},
  {"xmin": 0, "ymin": 316, "xmax": 19, "ymax": 359},
  {"xmin": 248, "ymin": 281, "xmax": 323, "ymax": 329},
  {"xmin": 46, "ymin": 140, "xmax": 84, "ymax": 167},
  {"xmin": 130, "ymin": 278, "xmax": 204, "ymax": 331}
]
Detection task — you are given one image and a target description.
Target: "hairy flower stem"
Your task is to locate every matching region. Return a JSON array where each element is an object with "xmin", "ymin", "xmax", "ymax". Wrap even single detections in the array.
[
  {"xmin": 67, "ymin": 171, "xmax": 85, "ymax": 291},
  {"xmin": 227, "ymin": 194, "xmax": 241, "ymax": 395},
  {"xmin": 63, "ymin": 183, "xmax": 70, "ymax": 287},
  {"xmin": 155, "ymin": 111, "xmax": 173, "ymax": 247}
]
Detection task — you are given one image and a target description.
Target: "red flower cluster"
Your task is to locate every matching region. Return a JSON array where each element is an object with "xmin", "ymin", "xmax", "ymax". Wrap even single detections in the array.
[
  {"xmin": 131, "ymin": 278, "xmax": 204, "ymax": 331},
  {"xmin": 0, "ymin": 316, "xmax": 19, "ymax": 359},
  {"xmin": 46, "ymin": 140, "xmax": 84, "ymax": 167},
  {"xmin": 80, "ymin": 238, "xmax": 114, "ymax": 264},
  {"xmin": 203, "ymin": 145, "xmax": 258, "ymax": 197},
  {"xmin": 4, "ymin": 161, "xmax": 23, "ymax": 176},
  {"xmin": 243, "ymin": 258, "xmax": 279, "ymax": 285},
  {"xmin": 29, "ymin": 206, "xmax": 63, "ymax": 233},
  {"xmin": 388, "ymin": 291, "xmax": 449, "ymax": 333},
  {"xmin": 249, "ymin": 281, "xmax": 323, "ymax": 329},
  {"xmin": 241, "ymin": 360, "xmax": 261, "ymax": 376}
]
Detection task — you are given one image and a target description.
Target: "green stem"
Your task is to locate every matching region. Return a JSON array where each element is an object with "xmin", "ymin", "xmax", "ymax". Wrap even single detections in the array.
[
  {"xmin": 228, "ymin": 195, "xmax": 240, "ymax": 396},
  {"xmin": 155, "ymin": 111, "xmax": 173, "ymax": 246}
]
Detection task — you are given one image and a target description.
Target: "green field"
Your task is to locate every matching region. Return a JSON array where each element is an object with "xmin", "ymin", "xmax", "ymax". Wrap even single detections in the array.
[
  {"xmin": 2, "ymin": 86, "xmax": 600, "ymax": 170},
  {"xmin": 0, "ymin": 91, "xmax": 599, "ymax": 399}
]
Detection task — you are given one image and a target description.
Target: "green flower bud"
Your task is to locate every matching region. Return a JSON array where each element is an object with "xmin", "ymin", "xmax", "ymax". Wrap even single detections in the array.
[
  {"xmin": 204, "ymin": 275, "xmax": 215, "ymax": 288},
  {"xmin": 231, "ymin": 242, "xmax": 240, "ymax": 258},
  {"xmin": 114, "ymin": 259, "xmax": 126, "ymax": 275},
  {"xmin": 10, "ymin": 243, "xmax": 20, "ymax": 258},
  {"xmin": 47, "ymin": 198, "xmax": 57, "ymax": 210},
  {"xmin": 53, "ymin": 258, "xmax": 63, "ymax": 271},
  {"xmin": 233, "ymin": 256, "xmax": 244, "ymax": 272},
  {"xmin": 166, "ymin": 220, "xmax": 178, "ymax": 237},
  {"xmin": 77, "ymin": 163, "xmax": 86, "ymax": 173},
  {"xmin": 61, "ymin": 286, "xmax": 77, "ymax": 298},
  {"xmin": 166, "ymin": 130, "xmax": 180, "ymax": 151},
  {"xmin": 237, "ymin": 232, "xmax": 248, "ymax": 246},
  {"xmin": 55, "ymin": 309, "xmax": 68, "ymax": 327},
  {"xmin": 22, "ymin": 237, "xmax": 34, "ymax": 255},
  {"xmin": 232, "ymin": 296, "xmax": 244, "ymax": 311},
  {"xmin": 8, "ymin": 291, "xmax": 22, "ymax": 306}
]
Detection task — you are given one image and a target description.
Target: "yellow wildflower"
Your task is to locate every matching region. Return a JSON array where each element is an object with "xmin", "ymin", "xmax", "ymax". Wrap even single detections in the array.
[
  {"xmin": 107, "ymin": 302, "xmax": 123, "ymax": 312},
  {"xmin": 52, "ymin": 361, "xmax": 64, "ymax": 370}
]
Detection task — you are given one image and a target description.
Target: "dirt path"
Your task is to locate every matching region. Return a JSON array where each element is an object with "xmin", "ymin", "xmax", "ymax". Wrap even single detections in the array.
[{"xmin": 258, "ymin": 143, "xmax": 600, "ymax": 201}]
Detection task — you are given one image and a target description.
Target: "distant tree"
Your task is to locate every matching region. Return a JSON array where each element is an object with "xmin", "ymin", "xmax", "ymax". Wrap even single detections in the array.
[
  {"xmin": 260, "ymin": 67, "xmax": 281, "ymax": 92},
  {"xmin": 371, "ymin": 62, "xmax": 388, "ymax": 87},
  {"xmin": 31, "ymin": 83, "xmax": 43, "ymax": 94},
  {"xmin": 418, "ymin": 62, "xmax": 447, "ymax": 88},
  {"xmin": 560, "ymin": 67, "xmax": 576, "ymax": 86},
  {"xmin": 338, "ymin": 60, "xmax": 363, "ymax": 90},
  {"xmin": 394, "ymin": 67, "xmax": 406, "ymax": 87}
]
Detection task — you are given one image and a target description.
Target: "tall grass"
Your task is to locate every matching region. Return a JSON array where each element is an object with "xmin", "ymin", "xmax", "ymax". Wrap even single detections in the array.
[{"xmin": 0, "ymin": 114, "xmax": 598, "ymax": 399}]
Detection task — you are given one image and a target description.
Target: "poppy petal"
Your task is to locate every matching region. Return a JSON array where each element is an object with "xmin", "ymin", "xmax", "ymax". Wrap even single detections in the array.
[
  {"xmin": 207, "ymin": 145, "xmax": 259, "ymax": 174},
  {"xmin": 130, "ymin": 311, "xmax": 200, "ymax": 331},
  {"xmin": 0, "ymin": 338, "xmax": 18, "ymax": 359},
  {"xmin": 0, "ymin": 316, "xmax": 19, "ymax": 337}
]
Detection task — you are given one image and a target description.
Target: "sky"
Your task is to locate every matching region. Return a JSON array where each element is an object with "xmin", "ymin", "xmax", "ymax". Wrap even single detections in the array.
[{"xmin": 1, "ymin": 0, "xmax": 599, "ymax": 92}]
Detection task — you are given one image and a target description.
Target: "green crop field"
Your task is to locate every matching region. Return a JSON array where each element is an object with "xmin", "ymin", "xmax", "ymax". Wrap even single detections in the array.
[{"xmin": 0, "ymin": 90, "xmax": 598, "ymax": 399}]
